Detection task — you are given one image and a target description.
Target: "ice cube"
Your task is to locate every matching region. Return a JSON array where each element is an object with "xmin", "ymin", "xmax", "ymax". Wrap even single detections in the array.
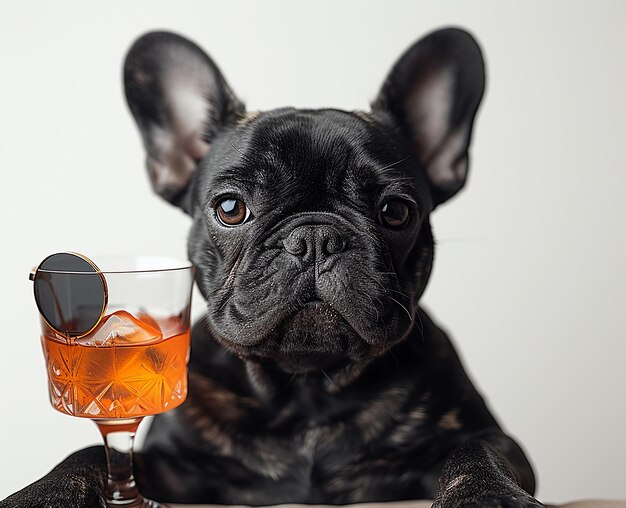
[{"xmin": 77, "ymin": 310, "xmax": 162, "ymax": 347}]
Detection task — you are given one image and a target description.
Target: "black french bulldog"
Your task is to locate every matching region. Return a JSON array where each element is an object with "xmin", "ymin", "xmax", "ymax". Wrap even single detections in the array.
[{"xmin": 2, "ymin": 28, "xmax": 545, "ymax": 508}]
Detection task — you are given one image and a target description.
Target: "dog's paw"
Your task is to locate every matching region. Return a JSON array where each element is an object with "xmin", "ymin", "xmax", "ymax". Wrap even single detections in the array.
[
  {"xmin": 0, "ymin": 446, "xmax": 106, "ymax": 508},
  {"xmin": 434, "ymin": 492, "xmax": 546, "ymax": 508},
  {"xmin": 459, "ymin": 496, "xmax": 545, "ymax": 508}
]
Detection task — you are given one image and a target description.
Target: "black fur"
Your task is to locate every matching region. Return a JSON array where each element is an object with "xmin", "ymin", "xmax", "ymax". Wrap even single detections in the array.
[{"xmin": 2, "ymin": 27, "xmax": 544, "ymax": 508}]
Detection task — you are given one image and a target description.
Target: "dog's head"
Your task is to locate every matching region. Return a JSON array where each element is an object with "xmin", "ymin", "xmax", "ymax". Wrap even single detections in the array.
[{"xmin": 124, "ymin": 28, "xmax": 485, "ymax": 373}]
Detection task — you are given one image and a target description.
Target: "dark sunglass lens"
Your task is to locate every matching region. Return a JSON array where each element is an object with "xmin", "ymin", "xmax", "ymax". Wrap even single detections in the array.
[{"xmin": 34, "ymin": 253, "xmax": 106, "ymax": 337}]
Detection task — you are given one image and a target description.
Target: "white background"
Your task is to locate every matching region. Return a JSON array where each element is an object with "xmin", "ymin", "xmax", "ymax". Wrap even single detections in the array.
[{"xmin": 1, "ymin": 0, "xmax": 625, "ymax": 503}]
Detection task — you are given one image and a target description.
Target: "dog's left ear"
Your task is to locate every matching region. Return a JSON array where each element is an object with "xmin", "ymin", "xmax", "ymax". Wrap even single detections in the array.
[
  {"xmin": 373, "ymin": 28, "xmax": 485, "ymax": 206},
  {"xmin": 124, "ymin": 31, "xmax": 244, "ymax": 212}
]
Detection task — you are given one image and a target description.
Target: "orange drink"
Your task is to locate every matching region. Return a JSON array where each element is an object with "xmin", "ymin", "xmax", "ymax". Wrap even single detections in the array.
[{"xmin": 41, "ymin": 310, "xmax": 190, "ymax": 419}]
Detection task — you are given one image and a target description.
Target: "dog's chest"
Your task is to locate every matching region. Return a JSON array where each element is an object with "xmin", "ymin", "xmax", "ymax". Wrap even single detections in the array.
[{"xmin": 176, "ymin": 369, "xmax": 435, "ymax": 503}]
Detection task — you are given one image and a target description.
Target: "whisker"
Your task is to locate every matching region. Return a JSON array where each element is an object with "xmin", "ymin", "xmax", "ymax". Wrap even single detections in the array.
[
  {"xmin": 377, "ymin": 156, "xmax": 409, "ymax": 172},
  {"xmin": 415, "ymin": 310, "xmax": 424, "ymax": 342},
  {"xmin": 286, "ymin": 371, "xmax": 298, "ymax": 388},
  {"xmin": 320, "ymin": 368, "xmax": 339, "ymax": 391},
  {"xmin": 228, "ymin": 138, "xmax": 246, "ymax": 158},
  {"xmin": 389, "ymin": 296, "xmax": 413, "ymax": 323},
  {"xmin": 365, "ymin": 275, "xmax": 410, "ymax": 301},
  {"xmin": 361, "ymin": 291, "xmax": 380, "ymax": 323},
  {"xmin": 386, "ymin": 287, "xmax": 411, "ymax": 299},
  {"xmin": 436, "ymin": 237, "xmax": 487, "ymax": 244}
]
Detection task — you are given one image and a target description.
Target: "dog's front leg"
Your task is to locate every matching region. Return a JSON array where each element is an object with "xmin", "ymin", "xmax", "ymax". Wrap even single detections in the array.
[
  {"xmin": 0, "ymin": 446, "xmax": 106, "ymax": 508},
  {"xmin": 433, "ymin": 434, "xmax": 545, "ymax": 508}
]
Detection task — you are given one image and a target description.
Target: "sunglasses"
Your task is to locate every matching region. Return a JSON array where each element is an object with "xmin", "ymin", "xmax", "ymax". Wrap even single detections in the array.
[{"xmin": 29, "ymin": 252, "xmax": 108, "ymax": 339}]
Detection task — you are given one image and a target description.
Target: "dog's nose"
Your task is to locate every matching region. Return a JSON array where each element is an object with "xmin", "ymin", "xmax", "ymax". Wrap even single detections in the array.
[{"xmin": 282, "ymin": 225, "xmax": 346, "ymax": 260}]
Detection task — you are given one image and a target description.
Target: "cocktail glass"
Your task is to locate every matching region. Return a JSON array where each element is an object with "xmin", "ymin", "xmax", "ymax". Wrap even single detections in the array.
[{"xmin": 32, "ymin": 255, "xmax": 194, "ymax": 507}]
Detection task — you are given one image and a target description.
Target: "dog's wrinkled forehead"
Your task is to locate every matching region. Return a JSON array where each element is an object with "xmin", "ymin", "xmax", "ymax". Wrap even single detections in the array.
[{"xmin": 196, "ymin": 108, "xmax": 428, "ymax": 214}]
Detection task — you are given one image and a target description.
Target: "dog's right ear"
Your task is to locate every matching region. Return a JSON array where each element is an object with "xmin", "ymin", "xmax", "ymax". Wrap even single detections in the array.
[{"xmin": 124, "ymin": 31, "xmax": 244, "ymax": 212}]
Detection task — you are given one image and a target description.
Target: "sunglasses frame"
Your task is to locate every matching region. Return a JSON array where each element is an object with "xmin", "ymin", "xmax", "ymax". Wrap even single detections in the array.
[{"xmin": 30, "ymin": 252, "xmax": 109, "ymax": 340}]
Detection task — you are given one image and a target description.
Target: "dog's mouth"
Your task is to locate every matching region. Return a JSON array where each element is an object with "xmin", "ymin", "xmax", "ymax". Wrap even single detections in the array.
[
  {"xmin": 207, "ymin": 286, "xmax": 406, "ymax": 375},
  {"xmin": 271, "ymin": 350, "xmax": 351, "ymax": 373},
  {"xmin": 249, "ymin": 299, "xmax": 366, "ymax": 373}
]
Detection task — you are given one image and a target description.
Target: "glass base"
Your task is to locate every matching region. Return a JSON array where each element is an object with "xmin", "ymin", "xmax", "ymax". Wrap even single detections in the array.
[
  {"xmin": 106, "ymin": 497, "xmax": 166, "ymax": 507},
  {"xmin": 95, "ymin": 418, "xmax": 170, "ymax": 508}
]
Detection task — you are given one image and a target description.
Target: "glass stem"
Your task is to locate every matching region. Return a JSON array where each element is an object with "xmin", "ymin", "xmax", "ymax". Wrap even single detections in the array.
[{"xmin": 96, "ymin": 418, "xmax": 143, "ymax": 507}]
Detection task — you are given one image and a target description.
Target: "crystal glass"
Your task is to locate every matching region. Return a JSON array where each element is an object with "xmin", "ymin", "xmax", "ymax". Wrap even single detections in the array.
[{"xmin": 35, "ymin": 256, "xmax": 194, "ymax": 507}]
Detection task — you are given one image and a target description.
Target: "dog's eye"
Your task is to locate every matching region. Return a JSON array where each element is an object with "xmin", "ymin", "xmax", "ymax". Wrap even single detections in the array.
[
  {"xmin": 378, "ymin": 200, "xmax": 410, "ymax": 230},
  {"xmin": 215, "ymin": 198, "xmax": 251, "ymax": 226}
]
